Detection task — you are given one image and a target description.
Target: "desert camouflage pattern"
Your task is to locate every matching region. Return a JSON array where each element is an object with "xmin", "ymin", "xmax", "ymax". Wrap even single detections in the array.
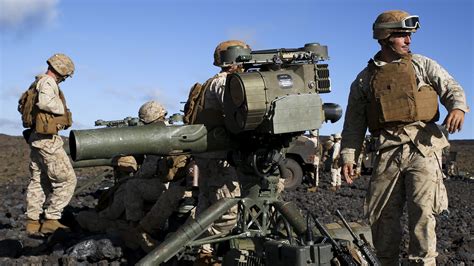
[
  {"xmin": 35, "ymin": 74, "xmax": 65, "ymax": 115},
  {"xmin": 139, "ymin": 181, "xmax": 188, "ymax": 234},
  {"xmin": 203, "ymin": 72, "xmax": 227, "ymax": 110},
  {"xmin": 138, "ymin": 101, "xmax": 167, "ymax": 124},
  {"xmin": 367, "ymin": 144, "xmax": 446, "ymax": 265},
  {"xmin": 330, "ymin": 140, "xmax": 342, "ymax": 187},
  {"xmin": 114, "ymin": 155, "xmax": 138, "ymax": 172},
  {"xmin": 26, "ymin": 132, "xmax": 76, "ymax": 220},
  {"xmin": 195, "ymin": 157, "xmax": 241, "ymax": 254},
  {"xmin": 341, "ymin": 54, "xmax": 469, "ymax": 165},
  {"xmin": 194, "ymin": 72, "xmax": 243, "ymax": 253},
  {"xmin": 47, "ymin": 53, "xmax": 75, "ymax": 77},
  {"xmin": 341, "ymin": 53, "xmax": 468, "ymax": 265},
  {"xmin": 99, "ymin": 155, "xmax": 164, "ymax": 221},
  {"xmin": 124, "ymin": 178, "xmax": 166, "ymax": 222}
]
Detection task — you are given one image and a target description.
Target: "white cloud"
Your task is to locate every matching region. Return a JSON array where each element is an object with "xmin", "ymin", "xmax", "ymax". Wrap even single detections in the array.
[{"xmin": 0, "ymin": 0, "xmax": 59, "ymax": 33}]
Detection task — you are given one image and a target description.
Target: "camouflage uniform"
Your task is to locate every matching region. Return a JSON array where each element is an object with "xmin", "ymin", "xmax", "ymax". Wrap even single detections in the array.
[
  {"xmin": 99, "ymin": 155, "xmax": 166, "ymax": 221},
  {"xmin": 330, "ymin": 137, "xmax": 342, "ymax": 188},
  {"xmin": 130, "ymin": 154, "xmax": 190, "ymax": 232},
  {"xmin": 307, "ymin": 135, "xmax": 320, "ymax": 187},
  {"xmin": 26, "ymin": 75, "xmax": 77, "ymax": 221},
  {"xmin": 341, "ymin": 54, "xmax": 468, "ymax": 265},
  {"xmin": 322, "ymin": 137, "xmax": 334, "ymax": 172},
  {"xmin": 194, "ymin": 72, "xmax": 242, "ymax": 252}
]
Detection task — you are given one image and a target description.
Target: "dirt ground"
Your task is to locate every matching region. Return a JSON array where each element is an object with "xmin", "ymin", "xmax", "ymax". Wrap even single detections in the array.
[{"xmin": 0, "ymin": 133, "xmax": 472, "ymax": 265}]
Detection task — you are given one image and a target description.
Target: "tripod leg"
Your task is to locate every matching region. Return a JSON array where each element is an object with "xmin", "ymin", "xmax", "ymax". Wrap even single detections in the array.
[{"xmin": 137, "ymin": 197, "xmax": 240, "ymax": 265}]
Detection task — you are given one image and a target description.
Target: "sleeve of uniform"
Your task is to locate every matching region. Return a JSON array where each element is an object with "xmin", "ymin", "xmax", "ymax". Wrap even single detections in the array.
[
  {"xmin": 418, "ymin": 55, "xmax": 469, "ymax": 113},
  {"xmin": 35, "ymin": 76, "xmax": 65, "ymax": 115},
  {"xmin": 135, "ymin": 155, "xmax": 161, "ymax": 179},
  {"xmin": 340, "ymin": 72, "xmax": 369, "ymax": 164},
  {"xmin": 208, "ymin": 74, "xmax": 227, "ymax": 110}
]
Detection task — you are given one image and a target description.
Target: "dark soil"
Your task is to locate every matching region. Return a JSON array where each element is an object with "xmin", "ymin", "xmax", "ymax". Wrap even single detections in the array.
[{"xmin": 0, "ymin": 134, "xmax": 472, "ymax": 265}]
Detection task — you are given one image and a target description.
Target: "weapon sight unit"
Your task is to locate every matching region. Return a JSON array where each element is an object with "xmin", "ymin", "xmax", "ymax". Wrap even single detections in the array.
[{"xmin": 69, "ymin": 44, "xmax": 378, "ymax": 265}]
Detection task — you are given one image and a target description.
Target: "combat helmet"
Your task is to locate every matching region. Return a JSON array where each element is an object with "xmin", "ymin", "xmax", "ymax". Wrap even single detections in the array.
[
  {"xmin": 373, "ymin": 10, "xmax": 420, "ymax": 40},
  {"xmin": 114, "ymin": 155, "xmax": 138, "ymax": 172},
  {"xmin": 213, "ymin": 40, "xmax": 250, "ymax": 67},
  {"xmin": 47, "ymin": 53, "xmax": 75, "ymax": 77},
  {"xmin": 138, "ymin": 101, "xmax": 167, "ymax": 124}
]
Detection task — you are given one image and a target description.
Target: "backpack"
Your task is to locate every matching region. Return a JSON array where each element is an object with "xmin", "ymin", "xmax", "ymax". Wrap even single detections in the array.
[
  {"xmin": 183, "ymin": 82, "xmax": 206, "ymax": 125},
  {"xmin": 18, "ymin": 81, "xmax": 40, "ymax": 129}
]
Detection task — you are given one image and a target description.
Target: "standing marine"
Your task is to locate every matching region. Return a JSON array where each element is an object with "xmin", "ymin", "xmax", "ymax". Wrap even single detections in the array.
[
  {"xmin": 185, "ymin": 40, "xmax": 250, "ymax": 264},
  {"xmin": 340, "ymin": 10, "xmax": 468, "ymax": 265},
  {"xmin": 18, "ymin": 53, "xmax": 77, "ymax": 236}
]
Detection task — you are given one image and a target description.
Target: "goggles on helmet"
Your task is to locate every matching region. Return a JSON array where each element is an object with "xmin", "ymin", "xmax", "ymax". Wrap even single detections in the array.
[{"xmin": 374, "ymin": 15, "xmax": 420, "ymax": 30}]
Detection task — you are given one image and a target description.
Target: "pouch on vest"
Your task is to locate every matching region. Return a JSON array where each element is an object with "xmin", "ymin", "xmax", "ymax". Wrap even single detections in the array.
[
  {"xmin": 35, "ymin": 112, "xmax": 59, "ymax": 134},
  {"xmin": 183, "ymin": 82, "xmax": 204, "ymax": 124},
  {"xmin": 54, "ymin": 109, "xmax": 73, "ymax": 129},
  {"xmin": 378, "ymin": 90, "xmax": 415, "ymax": 122},
  {"xmin": 414, "ymin": 85, "xmax": 439, "ymax": 122}
]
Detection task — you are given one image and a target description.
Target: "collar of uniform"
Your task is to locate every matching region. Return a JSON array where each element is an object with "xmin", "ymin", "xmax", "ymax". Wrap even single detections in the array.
[{"xmin": 372, "ymin": 51, "xmax": 402, "ymax": 66}]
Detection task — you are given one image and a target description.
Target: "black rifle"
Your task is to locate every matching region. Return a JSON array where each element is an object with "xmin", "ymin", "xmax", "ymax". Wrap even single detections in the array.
[
  {"xmin": 313, "ymin": 215, "xmax": 358, "ymax": 266},
  {"xmin": 336, "ymin": 209, "xmax": 381, "ymax": 266}
]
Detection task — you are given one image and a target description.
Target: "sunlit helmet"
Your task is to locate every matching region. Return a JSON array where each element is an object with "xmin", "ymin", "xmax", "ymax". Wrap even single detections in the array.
[
  {"xmin": 373, "ymin": 10, "xmax": 420, "ymax": 40},
  {"xmin": 114, "ymin": 155, "xmax": 138, "ymax": 172},
  {"xmin": 47, "ymin": 53, "xmax": 75, "ymax": 77},
  {"xmin": 213, "ymin": 40, "xmax": 250, "ymax": 67},
  {"xmin": 138, "ymin": 101, "xmax": 167, "ymax": 124}
]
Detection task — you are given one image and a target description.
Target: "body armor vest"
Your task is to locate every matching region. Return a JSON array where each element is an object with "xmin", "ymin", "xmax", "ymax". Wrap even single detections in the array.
[
  {"xmin": 18, "ymin": 75, "xmax": 72, "ymax": 135},
  {"xmin": 366, "ymin": 54, "xmax": 439, "ymax": 133}
]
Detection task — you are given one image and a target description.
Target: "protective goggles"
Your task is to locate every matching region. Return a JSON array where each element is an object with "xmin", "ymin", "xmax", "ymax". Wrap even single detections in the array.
[{"xmin": 374, "ymin": 15, "xmax": 420, "ymax": 30}]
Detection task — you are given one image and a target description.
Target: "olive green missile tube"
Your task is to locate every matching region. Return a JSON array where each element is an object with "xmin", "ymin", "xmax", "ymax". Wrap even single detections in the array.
[
  {"xmin": 72, "ymin": 158, "xmax": 113, "ymax": 168},
  {"xmin": 69, "ymin": 123, "xmax": 233, "ymax": 161}
]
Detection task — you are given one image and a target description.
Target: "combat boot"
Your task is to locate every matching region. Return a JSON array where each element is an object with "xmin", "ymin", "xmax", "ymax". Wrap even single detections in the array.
[
  {"xmin": 26, "ymin": 219, "xmax": 42, "ymax": 236},
  {"xmin": 121, "ymin": 225, "xmax": 159, "ymax": 252},
  {"xmin": 40, "ymin": 219, "xmax": 69, "ymax": 234},
  {"xmin": 330, "ymin": 186, "xmax": 337, "ymax": 192}
]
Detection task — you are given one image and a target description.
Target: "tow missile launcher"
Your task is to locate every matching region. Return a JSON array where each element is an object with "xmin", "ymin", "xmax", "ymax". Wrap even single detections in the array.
[{"xmin": 69, "ymin": 43, "xmax": 357, "ymax": 266}]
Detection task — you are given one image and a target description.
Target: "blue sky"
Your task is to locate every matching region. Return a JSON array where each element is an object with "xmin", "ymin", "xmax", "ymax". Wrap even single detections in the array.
[{"xmin": 1, "ymin": 0, "xmax": 472, "ymax": 140}]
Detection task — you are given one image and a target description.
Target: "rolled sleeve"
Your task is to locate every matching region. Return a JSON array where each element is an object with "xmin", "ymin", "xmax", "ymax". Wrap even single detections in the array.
[{"xmin": 414, "ymin": 55, "xmax": 469, "ymax": 113}]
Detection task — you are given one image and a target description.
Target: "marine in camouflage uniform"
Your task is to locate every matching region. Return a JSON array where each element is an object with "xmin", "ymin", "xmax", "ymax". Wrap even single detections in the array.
[
  {"xmin": 340, "ymin": 10, "xmax": 468, "ymax": 265},
  {"xmin": 122, "ymin": 155, "xmax": 194, "ymax": 252},
  {"xmin": 307, "ymin": 130, "xmax": 321, "ymax": 190},
  {"xmin": 322, "ymin": 135, "xmax": 334, "ymax": 172},
  {"xmin": 330, "ymin": 133, "xmax": 342, "ymax": 191},
  {"xmin": 76, "ymin": 101, "xmax": 168, "ymax": 231},
  {"xmin": 190, "ymin": 40, "xmax": 251, "ymax": 258},
  {"xmin": 19, "ymin": 54, "xmax": 77, "ymax": 235}
]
